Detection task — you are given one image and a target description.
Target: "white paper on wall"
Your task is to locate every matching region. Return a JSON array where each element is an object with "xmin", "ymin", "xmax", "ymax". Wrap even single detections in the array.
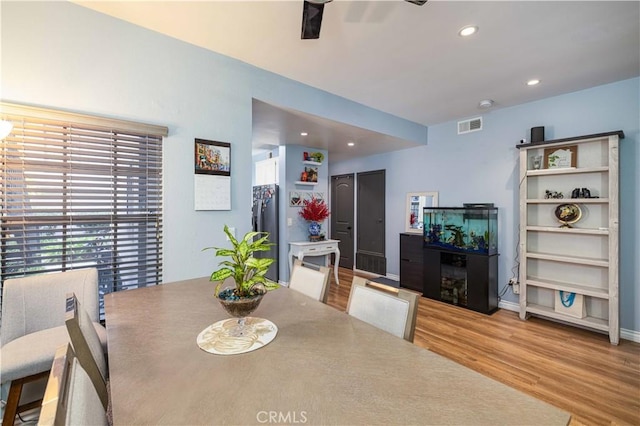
[{"xmin": 194, "ymin": 174, "xmax": 231, "ymax": 210}]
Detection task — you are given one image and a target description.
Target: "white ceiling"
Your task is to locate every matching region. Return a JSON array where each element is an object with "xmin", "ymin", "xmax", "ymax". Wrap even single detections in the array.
[{"xmin": 75, "ymin": 1, "xmax": 640, "ymax": 162}]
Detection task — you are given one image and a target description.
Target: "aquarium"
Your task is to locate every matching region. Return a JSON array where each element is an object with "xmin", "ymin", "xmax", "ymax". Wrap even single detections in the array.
[{"xmin": 423, "ymin": 206, "xmax": 498, "ymax": 255}]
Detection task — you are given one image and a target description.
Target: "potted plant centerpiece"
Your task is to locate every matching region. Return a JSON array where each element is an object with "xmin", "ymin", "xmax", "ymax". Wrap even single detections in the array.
[
  {"xmin": 204, "ymin": 225, "xmax": 279, "ymax": 321},
  {"xmin": 299, "ymin": 197, "xmax": 330, "ymax": 241}
]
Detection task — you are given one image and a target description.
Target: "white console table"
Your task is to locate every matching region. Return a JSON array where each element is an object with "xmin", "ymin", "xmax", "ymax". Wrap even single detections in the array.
[{"xmin": 288, "ymin": 239, "xmax": 340, "ymax": 286}]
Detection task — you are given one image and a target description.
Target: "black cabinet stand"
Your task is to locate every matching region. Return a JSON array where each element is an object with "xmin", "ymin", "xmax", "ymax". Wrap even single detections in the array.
[{"xmin": 423, "ymin": 248, "xmax": 498, "ymax": 314}]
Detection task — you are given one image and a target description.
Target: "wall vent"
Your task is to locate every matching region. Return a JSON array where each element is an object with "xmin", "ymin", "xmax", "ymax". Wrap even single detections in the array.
[{"xmin": 458, "ymin": 117, "xmax": 483, "ymax": 135}]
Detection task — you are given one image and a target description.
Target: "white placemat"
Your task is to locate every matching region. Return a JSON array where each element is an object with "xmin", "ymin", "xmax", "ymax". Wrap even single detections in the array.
[{"xmin": 197, "ymin": 317, "xmax": 278, "ymax": 355}]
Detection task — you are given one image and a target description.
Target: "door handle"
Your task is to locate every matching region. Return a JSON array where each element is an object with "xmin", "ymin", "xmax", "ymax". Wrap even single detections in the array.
[{"xmin": 347, "ymin": 226, "xmax": 352, "ymax": 230}]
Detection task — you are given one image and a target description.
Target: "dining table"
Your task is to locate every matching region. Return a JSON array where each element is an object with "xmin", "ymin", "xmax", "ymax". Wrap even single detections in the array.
[{"xmin": 104, "ymin": 277, "xmax": 571, "ymax": 425}]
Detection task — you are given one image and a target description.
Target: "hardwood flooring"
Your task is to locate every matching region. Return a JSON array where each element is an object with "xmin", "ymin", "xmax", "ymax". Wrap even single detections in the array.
[{"xmin": 326, "ymin": 267, "xmax": 640, "ymax": 426}]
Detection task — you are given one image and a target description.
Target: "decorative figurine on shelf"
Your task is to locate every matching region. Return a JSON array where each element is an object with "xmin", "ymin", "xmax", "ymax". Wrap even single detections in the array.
[
  {"xmin": 301, "ymin": 170, "xmax": 308, "ymax": 182},
  {"xmin": 571, "ymin": 187, "xmax": 598, "ymax": 199},
  {"xmin": 299, "ymin": 196, "xmax": 330, "ymax": 242},
  {"xmin": 544, "ymin": 190, "xmax": 564, "ymax": 199},
  {"xmin": 303, "ymin": 152, "xmax": 310, "ymax": 161}
]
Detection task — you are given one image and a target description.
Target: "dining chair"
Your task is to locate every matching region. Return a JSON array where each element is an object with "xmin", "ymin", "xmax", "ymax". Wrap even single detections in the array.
[
  {"xmin": 64, "ymin": 293, "xmax": 109, "ymax": 411},
  {"xmin": 0, "ymin": 268, "xmax": 107, "ymax": 426},
  {"xmin": 37, "ymin": 344, "xmax": 108, "ymax": 426},
  {"xmin": 288, "ymin": 259, "xmax": 331, "ymax": 303},
  {"xmin": 346, "ymin": 276, "xmax": 421, "ymax": 342}
]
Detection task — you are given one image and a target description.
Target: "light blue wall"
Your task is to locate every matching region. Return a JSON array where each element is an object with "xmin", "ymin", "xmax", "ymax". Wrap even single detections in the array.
[
  {"xmin": 1, "ymin": 1, "xmax": 425, "ymax": 284},
  {"xmin": 2, "ymin": 2, "xmax": 637, "ymax": 333},
  {"xmin": 330, "ymin": 77, "xmax": 640, "ymax": 332}
]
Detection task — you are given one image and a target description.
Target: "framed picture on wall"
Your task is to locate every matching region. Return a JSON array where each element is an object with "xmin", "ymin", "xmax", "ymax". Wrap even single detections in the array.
[{"xmin": 195, "ymin": 139, "xmax": 231, "ymax": 176}]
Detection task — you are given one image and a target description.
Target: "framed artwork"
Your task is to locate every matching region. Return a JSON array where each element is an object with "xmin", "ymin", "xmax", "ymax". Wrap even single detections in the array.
[
  {"xmin": 195, "ymin": 139, "xmax": 231, "ymax": 176},
  {"xmin": 544, "ymin": 145, "xmax": 577, "ymax": 169},
  {"xmin": 290, "ymin": 191, "xmax": 324, "ymax": 207}
]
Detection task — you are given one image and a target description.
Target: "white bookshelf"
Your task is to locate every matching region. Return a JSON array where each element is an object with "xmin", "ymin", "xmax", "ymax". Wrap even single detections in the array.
[{"xmin": 517, "ymin": 131, "xmax": 623, "ymax": 344}]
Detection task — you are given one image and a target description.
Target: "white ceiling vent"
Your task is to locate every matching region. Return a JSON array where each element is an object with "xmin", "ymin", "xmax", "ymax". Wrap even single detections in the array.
[{"xmin": 457, "ymin": 117, "xmax": 483, "ymax": 135}]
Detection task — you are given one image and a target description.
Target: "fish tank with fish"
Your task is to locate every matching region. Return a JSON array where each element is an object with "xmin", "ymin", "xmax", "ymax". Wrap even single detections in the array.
[{"xmin": 423, "ymin": 206, "xmax": 498, "ymax": 255}]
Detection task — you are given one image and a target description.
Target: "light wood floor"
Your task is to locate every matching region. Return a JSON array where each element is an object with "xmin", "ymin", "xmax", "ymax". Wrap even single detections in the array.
[{"xmin": 327, "ymin": 267, "xmax": 640, "ymax": 426}]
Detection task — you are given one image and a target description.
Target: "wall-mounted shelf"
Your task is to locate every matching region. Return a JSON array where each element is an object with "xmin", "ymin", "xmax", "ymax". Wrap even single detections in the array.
[
  {"xmin": 295, "ymin": 181, "xmax": 318, "ymax": 186},
  {"xmin": 303, "ymin": 160, "xmax": 322, "ymax": 166}
]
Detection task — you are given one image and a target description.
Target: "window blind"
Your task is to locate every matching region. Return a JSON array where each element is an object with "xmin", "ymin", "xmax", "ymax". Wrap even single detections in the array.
[{"xmin": 0, "ymin": 102, "xmax": 168, "ymax": 317}]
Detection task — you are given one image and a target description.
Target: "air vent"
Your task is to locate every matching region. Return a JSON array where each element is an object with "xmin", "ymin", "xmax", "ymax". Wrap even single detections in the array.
[{"xmin": 457, "ymin": 117, "xmax": 483, "ymax": 135}]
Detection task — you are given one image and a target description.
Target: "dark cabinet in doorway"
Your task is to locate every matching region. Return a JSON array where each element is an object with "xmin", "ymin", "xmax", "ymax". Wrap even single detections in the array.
[
  {"xmin": 423, "ymin": 248, "xmax": 498, "ymax": 314},
  {"xmin": 399, "ymin": 233, "xmax": 424, "ymax": 293}
]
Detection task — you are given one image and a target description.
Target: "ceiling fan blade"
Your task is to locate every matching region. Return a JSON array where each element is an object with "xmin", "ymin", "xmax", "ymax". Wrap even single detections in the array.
[
  {"xmin": 405, "ymin": 0, "xmax": 428, "ymax": 5},
  {"xmin": 301, "ymin": 0, "xmax": 325, "ymax": 40}
]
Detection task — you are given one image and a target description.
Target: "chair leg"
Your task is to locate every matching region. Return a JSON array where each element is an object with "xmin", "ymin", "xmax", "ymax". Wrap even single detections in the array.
[{"xmin": 2, "ymin": 371, "xmax": 50, "ymax": 426}]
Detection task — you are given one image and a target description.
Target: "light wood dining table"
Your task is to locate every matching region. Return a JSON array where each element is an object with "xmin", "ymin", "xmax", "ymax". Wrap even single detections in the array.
[{"xmin": 104, "ymin": 277, "xmax": 571, "ymax": 425}]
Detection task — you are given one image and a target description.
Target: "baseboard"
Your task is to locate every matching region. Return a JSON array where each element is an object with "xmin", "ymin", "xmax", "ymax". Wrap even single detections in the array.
[
  {"xmin": 621, "ymin": 328, "xmax": 640, "ymax": 343},
  {"xmin": 352, "ymin": 269, "xmax": 399, "ymax": 282},
  {"xmin": 498, "ymin": 299, "xmax": 519, "ymax": 312},
  {"xmin": 498, "ymin": 299, "xmax": 640, "ymax": 343}
]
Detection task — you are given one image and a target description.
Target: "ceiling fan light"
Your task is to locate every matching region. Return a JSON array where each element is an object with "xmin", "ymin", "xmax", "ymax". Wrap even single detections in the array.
[{"xmin": 306, "ymin": 0, "xmax": 332, "ymax": 4}]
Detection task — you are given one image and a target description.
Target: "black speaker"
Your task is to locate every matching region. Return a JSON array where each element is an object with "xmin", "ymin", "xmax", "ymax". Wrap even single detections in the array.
[{"xmin": 531, "ymin": 126, "xmax": 545, "ymax": 143}]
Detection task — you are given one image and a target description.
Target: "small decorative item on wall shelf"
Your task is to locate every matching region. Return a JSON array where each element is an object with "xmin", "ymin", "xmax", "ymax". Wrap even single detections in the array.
[
  {"xmin": 544, "ymin": 145, "xmax": 577, "ymax": 169},
  {"xmin": 304, "ymin": 152, "xmax": 324, "ymax": 164}
]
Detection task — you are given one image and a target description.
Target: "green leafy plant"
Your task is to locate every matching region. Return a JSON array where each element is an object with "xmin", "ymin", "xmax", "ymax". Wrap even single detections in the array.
[
  {"xmin": 309, "ymin": 152, "xmax": 324, "ymax": 163},
  {"xmin": 203, "ymin": 225, "xmax": 279, "ymax": 298}
]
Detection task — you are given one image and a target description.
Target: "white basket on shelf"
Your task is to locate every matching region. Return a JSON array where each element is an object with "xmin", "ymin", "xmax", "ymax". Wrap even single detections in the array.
[{"xmin": 554, "ymin": 290, "xmax": 586, "ymax": 318}]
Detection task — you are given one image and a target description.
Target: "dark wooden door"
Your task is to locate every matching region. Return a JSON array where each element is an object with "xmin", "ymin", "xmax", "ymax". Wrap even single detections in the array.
[
  {"xmin": 356, "ymin": 170, "xmax": 386, "ymax": 275},
  {"xmin": 330, "ymin": 174, "xmax": 354, "ymax": 269}
]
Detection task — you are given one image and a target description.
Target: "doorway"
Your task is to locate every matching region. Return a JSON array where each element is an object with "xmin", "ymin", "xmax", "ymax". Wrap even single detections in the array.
[
  {"xmin": 331, "ymin": 174, "xmax": 355, "ymax": 269},
  {"xmin": 356, "ymin": 170, "xmax": 386, "ymax": 275}
]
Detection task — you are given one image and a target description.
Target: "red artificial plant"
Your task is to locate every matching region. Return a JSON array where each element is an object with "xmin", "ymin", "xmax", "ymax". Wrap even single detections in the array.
[{"xmin": 299, "ymin": 197, "xmax": 330, "ymax": 222}]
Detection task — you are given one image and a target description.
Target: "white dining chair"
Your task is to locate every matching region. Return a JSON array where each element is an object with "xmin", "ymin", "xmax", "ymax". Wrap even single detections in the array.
[
  {"xmin": 37, "ymin": 344, "xmax": 108, "ymax": 426},
  {"xmin": 65, "ymin": 293, "xmax": 109, "ymax": 411},
  {"xmin": 0, "ymin": 268, "xmax": 107, "ymax": 426},
  {"xmin": 346, "ymin": 276, "xmax": 421, "ymax": 342},
  {"xmin": 288, "ymin": 259, "xmax": 331, "ymax": 303}
]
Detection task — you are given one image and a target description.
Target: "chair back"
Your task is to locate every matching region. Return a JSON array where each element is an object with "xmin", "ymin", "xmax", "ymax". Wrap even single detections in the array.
[
  {"xmin": 65, "ymin": 293, "xmax": 109, "ymax": 410},
  {"xmin": 347, "ymin": 276, "xmax": 421, "ymax": 342},
  {"xmin": 38, "ymin": 344, "xmax": 108, "ymax": 426},
  {"xmin": 1, "ymin": 268, "xmax": 99, "ymax": 345},
  {"xmin": 288, "ymin": 259, "xmax": 331, "ymax": 302}
]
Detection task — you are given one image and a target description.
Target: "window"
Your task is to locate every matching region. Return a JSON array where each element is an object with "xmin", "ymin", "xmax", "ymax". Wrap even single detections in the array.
[{"xmin": 0, "ymin": 103, "xmax": 168, "ymax": 317}]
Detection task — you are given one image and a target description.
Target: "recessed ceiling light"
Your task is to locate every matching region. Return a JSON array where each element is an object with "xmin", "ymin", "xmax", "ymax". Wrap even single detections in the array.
[
  {"xmin": 478, "ymin": 99, "xmax": 494, "ymax": 109},
  {"xmin": 458, "ymin": 26, "xmax": 478, "ymax": 37},
  {"xmin": 527, "ymin": 79, "xmax": 541, "ymax": 86},
  {"xmin": 347, "ymin": 142, "xmax": 355, "ymax": 147},
  {"xmin": 300, "ymin": 132, "xmax": 308, "ymax": 136}
]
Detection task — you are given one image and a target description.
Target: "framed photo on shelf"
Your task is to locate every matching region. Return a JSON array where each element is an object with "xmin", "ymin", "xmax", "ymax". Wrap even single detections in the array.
[
  {"xmin": 544, "ymin": 145, "xmax": 577, "ymax": 169},
  {"xmin": 194, "ymin": 139, "xmax": 231, "ymax": 176}
]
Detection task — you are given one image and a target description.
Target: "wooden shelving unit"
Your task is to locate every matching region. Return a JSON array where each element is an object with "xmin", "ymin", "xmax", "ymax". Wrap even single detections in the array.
[{"xmin": 516, "ymin": 131, "xmax": 623, "ymax": 344}]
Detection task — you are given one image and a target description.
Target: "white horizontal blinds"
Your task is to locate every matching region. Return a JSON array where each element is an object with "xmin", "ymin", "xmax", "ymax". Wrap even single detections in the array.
[{"xmin": 0, "ymin": 104, "xmax": 166, "ymax": 315}]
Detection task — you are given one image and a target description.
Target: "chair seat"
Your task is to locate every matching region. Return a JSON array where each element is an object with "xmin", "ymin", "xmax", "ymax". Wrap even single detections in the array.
[{"xmin": 1, "ymin": 323, "xmax": 107, "ymax": 384}]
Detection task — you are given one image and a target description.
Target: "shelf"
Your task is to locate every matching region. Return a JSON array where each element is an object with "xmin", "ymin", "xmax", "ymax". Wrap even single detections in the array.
[
  {"xmin": 525, "ymin": 276, "xmax": 609, "ymax": 299},
  {"xmin": 526, "ymin": 226, "xmax": 609, "ymax": 235},
  {"xmin": 303, "ymin": 160, "xmax": 322, "ymax": 166},
  {"xmin": 526, "ymin": 166, "xmax": 608, "ymax": 176},
  {"xmin": 526, "ymin": 251, "xmax": 608, "ymax": 267},
  {"xmin": 295, "ymin": 181, "xmax": 318, "ymax": 186},
  {"xmin": 525, "ymin": 303, "xmax": 609, "ymax": 332},
  {"xmin": 526, "ymin": 198, "xmax": 609, "ymax": 204}
]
